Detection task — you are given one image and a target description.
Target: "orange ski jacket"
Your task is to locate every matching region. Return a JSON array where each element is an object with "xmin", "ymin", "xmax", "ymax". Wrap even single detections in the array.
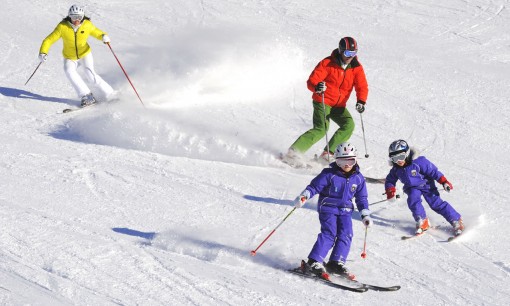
[{"xmin": 307, "ymin": 49, "xmax": 368, "ymax": 108}]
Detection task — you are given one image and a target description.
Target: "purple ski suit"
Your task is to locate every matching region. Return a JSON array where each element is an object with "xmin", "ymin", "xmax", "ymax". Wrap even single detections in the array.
[
  {"xmin": 304, "ymin": 163, "xmax": 369, "ymax": 264},
  {"xmin": 384, "ymin": 151, "xmax": 461, "ymax": 223}
]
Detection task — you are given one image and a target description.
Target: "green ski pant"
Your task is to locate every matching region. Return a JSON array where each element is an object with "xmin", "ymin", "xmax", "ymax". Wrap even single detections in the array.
[{"xmin": 290, "ymin": 101, "xmax": 355, "ymax": 154}]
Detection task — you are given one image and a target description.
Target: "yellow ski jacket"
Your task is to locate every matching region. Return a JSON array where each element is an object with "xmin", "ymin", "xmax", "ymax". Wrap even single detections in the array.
[{"xmin": 40, "ymin": 18, "xmax": 106, "ymax": 60}]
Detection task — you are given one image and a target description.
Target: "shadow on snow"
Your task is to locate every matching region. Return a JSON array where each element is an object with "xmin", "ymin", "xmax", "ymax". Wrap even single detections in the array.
[{"xmin": 0, "ymin": 86, "xmax": 75, "ymax": 105}]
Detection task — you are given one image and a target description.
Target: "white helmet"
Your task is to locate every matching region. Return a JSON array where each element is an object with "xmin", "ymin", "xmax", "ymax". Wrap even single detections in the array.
[
  {"xmin": 334, "ymin": 142, "xmax": 357, "ymax": 159},
  {"xmin": 68, "ymin": 4, "xmax": 84, "ymax": 19},
  {"xmin": 334, "ymin": 142, "xmax": 358, "ymax": 169}
]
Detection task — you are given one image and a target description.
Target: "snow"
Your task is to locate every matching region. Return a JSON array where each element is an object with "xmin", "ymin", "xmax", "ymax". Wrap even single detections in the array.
[{"xmin": 1, "ymin": 0, "xmax": 510, "ymax": 305}]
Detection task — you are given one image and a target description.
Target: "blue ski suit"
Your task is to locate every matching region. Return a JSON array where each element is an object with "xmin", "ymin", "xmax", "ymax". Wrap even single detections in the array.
[
  {"xmin": 304, "ymin": 163, "xmax": 369, "ymax": 264},
  {"xmin": 384, "ymin": 151, "xmax": 461, "ymax": 223}
]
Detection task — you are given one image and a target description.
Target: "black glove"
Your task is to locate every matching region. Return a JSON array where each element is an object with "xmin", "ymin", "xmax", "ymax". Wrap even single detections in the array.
[
  {"xmin": 356, "ymin": 100, "xmax": 365, "ymax": 113},
  {"xmin": 315, "ymin": 82, "xmax": 327, "ymax": 94}
]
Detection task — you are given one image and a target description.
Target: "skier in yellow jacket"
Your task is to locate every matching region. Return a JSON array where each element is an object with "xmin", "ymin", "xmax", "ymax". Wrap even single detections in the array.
[{"xmin": 39, "ymin": 4, "xmax": 114, "ymax": 106}]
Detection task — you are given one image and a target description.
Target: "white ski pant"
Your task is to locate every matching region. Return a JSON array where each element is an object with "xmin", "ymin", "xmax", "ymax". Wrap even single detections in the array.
[{"xmin": 64, "ymin": 53, "xmax": 114, "ymax": 99}]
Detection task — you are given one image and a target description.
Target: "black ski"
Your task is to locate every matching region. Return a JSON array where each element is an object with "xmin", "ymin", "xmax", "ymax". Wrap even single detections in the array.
[
  {"xmin": 288, "ymin": 267, "xmax": 368, "ymax": 292},
  {"xmin": 401, "ymin": 233, "xmax": 425, "ymax": 240},
  {"xmin": 362, "ymin": 283, "xmax": 401, "ymax": 292},
  {"xmin": 331, "ymin": 275, "xmax": 401, "ymax": 292},
  {"xmin": 447, "ymin": 233, "xmax": 463, "ymax": 242},
  {"xmin": 289, "ymin": 260, "xmax": 400, "ymax": 292}
]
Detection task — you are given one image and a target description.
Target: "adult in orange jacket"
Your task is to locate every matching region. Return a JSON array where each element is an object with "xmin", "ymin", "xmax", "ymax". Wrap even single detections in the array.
[
  {"xmin": 39, "ymin": 5, "xmax": 115, "ymax": 106},
  {"xmin": 284, "ymin": 37, "xmax": 368, "ymax": 165}
]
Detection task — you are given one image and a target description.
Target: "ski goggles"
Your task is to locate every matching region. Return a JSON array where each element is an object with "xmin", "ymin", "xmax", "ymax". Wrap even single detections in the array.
[
  {"xmin": 343, "ymin": 49, "xmax": 357, "ymax": 58},
  {"xmin": 69, "ymin": 14, "xmax": 84, "ymax": 22},
  {"xmin": 390, "ymin": 152, "xmax": 407, "ymax": 163},
  {"xmin": 336, "ymin": 157, "xmax": 357, "ymax": 168}
]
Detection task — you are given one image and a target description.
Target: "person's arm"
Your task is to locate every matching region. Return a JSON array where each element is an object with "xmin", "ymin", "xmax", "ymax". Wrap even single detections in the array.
[{"xmin": 39, "ymin": 24, "xmax": 62, "ymax": 55}]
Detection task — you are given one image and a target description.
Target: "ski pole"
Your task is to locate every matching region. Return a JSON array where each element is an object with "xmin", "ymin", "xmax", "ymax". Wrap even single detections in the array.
[
  {"xmin": 320, "ymin": 92, "xmax": 331, "ymax": 162},
  {"xmin": 359, "ymin": 113, "xmax": 369, "ymax": 158},
  {"xmin": 106, "ymin": 42, "xmax": 146, "ymax": 108},
  {"xmin": 360, "ymin": 226, "xmax": 368, "ymax": 259},
  {"xmin": 24, "ymin": 62, "xmax": 42, "ymax": 86},
  {"xmin": 369, "ymin": 194, "xmax": 400, "ymax": 206},
  {"xmin": 250, "ymin": 207, "xmax": 297, "ymax": 256}
]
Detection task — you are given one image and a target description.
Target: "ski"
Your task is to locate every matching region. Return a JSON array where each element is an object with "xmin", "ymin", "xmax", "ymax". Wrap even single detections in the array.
[
  {"xmin": 331, "ymin": 275, "xmax": 401, "ymax": 292},
  {"xmin": 401, "ymin": 225, "xmax": 443, "ymax": 240},
  {"xmin": 364, "ymin": 177, "xmax": 385, "ymax": 184},
  {"xmin": 447, "ymin": 233, "xmax": 463, "ymax": 242},
  {"xmin": 289, "ymin": 261, "xmax": 400, "ymax": 292},
  {"xmin": 62, "ymin": 102, "xmax": 97, "ymax": 113},
  {"xmin": 363, "ymin": 284, "xmax": 401, "ymax": 292},
  {"xmin": 278, "ymin": 153, "xmax": 315, "ymax": 169},
  {"xmin": 288, "ymin": 268, "xmax": 368, "ymax": 292},
  {"xmin": 401, "ymin": 233, "xmax": 425, "ymax": 240}
]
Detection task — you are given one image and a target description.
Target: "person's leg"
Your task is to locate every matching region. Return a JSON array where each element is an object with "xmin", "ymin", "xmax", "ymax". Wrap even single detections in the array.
[
  {"xmin": 406, "ymin": 188, "xmax": 427, "ymax": 221},
  {"xmin": 328, "ymin": 107, "xmax": 355, "ymax": 152},
  {"xmin": 290, "ymin": 101, "xmax": 330, "ymax": 153},
  {"xmin": 308, "ymin": 211, "xmax": 337, "ymax": 263},
  {"xmin": 82, "ymin": 53, "xmax": 114, "ymax": 99},
  {"xmin": 64, "ymin": 58, "xmax": 90, "ymax": 98},
  {"xmin": 423, "ymin": 189, "xmax": 461, "ymax": 223},
  {"xmin": 329, "ymin": 210, "xmax": 353, "ymax": 264}
]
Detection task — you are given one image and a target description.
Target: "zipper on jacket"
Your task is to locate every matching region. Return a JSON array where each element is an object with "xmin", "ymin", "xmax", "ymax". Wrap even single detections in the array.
[
  {"xmin": 74, "ymin": 30, "xmax": 79, "ymax": 59},
  {"xmin": 334, "ymin": 71, "xmax": 347, "ymax": 107}
]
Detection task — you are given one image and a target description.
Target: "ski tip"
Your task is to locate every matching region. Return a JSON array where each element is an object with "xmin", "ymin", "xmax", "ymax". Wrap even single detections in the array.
[
  {"xmin": 367, "ymin": 285, "xmax": 401, "ymax": 291},
  {"xmin": 447, "ymin": 235, "xmax": 460, "ymax": 242}
]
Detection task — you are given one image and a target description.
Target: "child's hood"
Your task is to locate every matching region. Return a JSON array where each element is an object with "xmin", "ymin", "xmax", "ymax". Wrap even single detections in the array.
[{"xmin": 409, "ymin": 147, "xmax": 420, "ymax": 160}]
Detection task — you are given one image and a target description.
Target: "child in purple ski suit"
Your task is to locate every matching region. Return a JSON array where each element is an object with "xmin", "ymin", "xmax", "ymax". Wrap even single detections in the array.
[
  {"xmin": 294, "ymin": 142, "xmax": 372, "ymax": 280},
  {"xmin": 385, "ymin": 139, "xmax": 464, "ymax": 236}
]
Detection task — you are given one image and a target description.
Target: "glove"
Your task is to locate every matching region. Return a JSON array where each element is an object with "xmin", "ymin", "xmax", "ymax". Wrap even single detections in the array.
[
  {"xmin": 386, "ymin": 186, "xmax": 396, "ymax": 202},
  {"xmin": 438, "ymin": 176, "xmax": 453, "ymax": 192},
  {"xmin": 39, "ymin": 53, "xmax": 47, "ymax": 62},
  {"xmin": 360, "ymin": 209, "xmax": 373, "ymax": 227},
  {"xmin": 294, "ymin": 190, "xmax": 311, "ymax": 208},
  {"xmin": 102, "ymin": 34, "xmax": 111, "ymax": 44},
  {"xmin": 355, "ymin": 100, "xmax": 365, "ymax": 113},
  {"xmin": 315, "ymin": 82, "xmax": 327, "ymax": 94}
]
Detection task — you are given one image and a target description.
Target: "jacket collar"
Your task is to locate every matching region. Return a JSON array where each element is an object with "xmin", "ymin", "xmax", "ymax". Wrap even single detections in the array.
[{"xmin": 329, "ymin": 162, "xmax": 360, "ymax": 177}]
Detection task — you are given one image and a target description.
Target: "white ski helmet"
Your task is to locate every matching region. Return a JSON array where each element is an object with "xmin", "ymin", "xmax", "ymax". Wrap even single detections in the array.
[
  {"xmin": 334, "ymin": 142, "xmax": 357, "ymax": 168},
  {"xmin": 68, "ymin": 4, "xmax": 84, "ymax": 19},
  {"xmin": 334, "ymin": 142, "xmax": 357, "ymax": 159}
]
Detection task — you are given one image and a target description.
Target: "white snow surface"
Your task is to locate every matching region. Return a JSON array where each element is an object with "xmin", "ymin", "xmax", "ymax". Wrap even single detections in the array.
[{"xmin": 1, "ymin": 0, "xmax": 510, "ymax": 305}]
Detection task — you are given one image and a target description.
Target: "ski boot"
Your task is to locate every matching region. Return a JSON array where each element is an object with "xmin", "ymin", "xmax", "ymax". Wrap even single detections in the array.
[
  {"xmin": 326, "ymin": 261, "xmax": 356, "ymax": 280},
  {"xmin": 451, "ymin": 218, "xmax": 465, "ymax": 236},
  {"xmin": 80, "ymin": 93, "xmax": 97, "ymax": 107},
  {"xmin": 301, "ymin": 259, "xmax": 330, "ymax": 280},
  {"xmin": 415, "ymin": 218, "xmax": 430, "ymax": 235}
]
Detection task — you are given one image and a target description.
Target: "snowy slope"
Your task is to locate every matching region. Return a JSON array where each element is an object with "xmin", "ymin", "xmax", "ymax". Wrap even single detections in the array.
[{"xmin": 1, "ymin": 0, "xmax": 510, "ymax": 305}]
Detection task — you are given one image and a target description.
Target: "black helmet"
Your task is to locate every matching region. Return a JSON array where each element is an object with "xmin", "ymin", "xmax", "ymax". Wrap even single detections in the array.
[{"xmin": 339, "ymin": 37, "xmax": 358, "ymax": 51}]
